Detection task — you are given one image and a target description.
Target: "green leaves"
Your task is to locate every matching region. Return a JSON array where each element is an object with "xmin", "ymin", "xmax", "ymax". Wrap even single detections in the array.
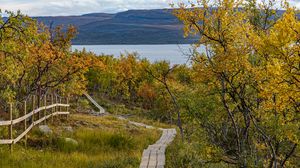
[{"xmin": 173, "ymin": 0, "xmax": 300, "ymax": 167}]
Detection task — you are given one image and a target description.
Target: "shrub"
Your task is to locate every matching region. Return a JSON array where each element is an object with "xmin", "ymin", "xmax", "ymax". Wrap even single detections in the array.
[
  {"xmin": 107, "ymin": 134, "xmax": 134, "ymax": 150},
  {"xmin": 54, "ymin": 137, "xmax": 78, "ymax": 153}
]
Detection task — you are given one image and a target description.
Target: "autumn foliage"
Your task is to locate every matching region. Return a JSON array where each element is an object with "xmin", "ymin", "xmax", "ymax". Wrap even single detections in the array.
[
  {"xmin": 0, "ymin": 11, "xmax": 100, "ymax": 107},
  {"xmin": 171, "ymin": 0, "xmax": 300, "ymax": 167},
  {"xmin": 86, "ymin": 0, "xmax": 300, "ymax": 167},
  {"xmin": 1, "ymin": 1, "xmax": 299, "ymax": 167}
]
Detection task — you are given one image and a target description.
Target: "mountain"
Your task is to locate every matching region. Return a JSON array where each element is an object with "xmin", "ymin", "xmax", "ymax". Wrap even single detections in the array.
[{"xmin": 33, "ymin": 9, "xmax": 198, "ymax": 45}]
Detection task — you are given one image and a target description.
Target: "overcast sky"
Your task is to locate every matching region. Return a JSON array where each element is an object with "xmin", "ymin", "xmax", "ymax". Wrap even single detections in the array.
[{"xmin": 1, "ymin": 0, "xmax": 299, "ymax": 16}]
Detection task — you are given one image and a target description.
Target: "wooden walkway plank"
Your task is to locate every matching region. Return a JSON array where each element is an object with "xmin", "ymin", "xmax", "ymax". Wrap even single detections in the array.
[
  {"xmin": 140, "ymin": 149, "xmax": 151, "ymax": 168},
  {"xmin": 148, "ymin": 150, "xmax": 157, "ymax": 167},
  {"xmin": 157, "ymin": 150, "xmax": 165, "ymax": 166},
  {"xmin": 139, "ymin": 128, "xmax": 176, "ymax": 168},
  {"xmin": 116, "ymin": 115, "xmax": 176, "ymax": 168}
]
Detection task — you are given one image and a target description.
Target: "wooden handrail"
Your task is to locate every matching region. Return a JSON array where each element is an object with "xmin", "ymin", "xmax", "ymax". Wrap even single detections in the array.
[
  {"xmin": 0, "ymin": 102, "xmax": 70, "ymax": 146},
  {"xmin": 83, "ymin": 93, "xmax": 105, "ymax": 114},
  {"xmin": 0, "ymin": 111, "xmax": 69, "ymax": 145},
  {"xmin": 0, "ymin": 104, "xmax": 69, "ymax": 126}
]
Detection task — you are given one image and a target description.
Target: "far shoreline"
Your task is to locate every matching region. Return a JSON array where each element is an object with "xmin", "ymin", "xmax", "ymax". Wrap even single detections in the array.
[{"xmin": 71, "ymin": 43, "xmax": 194, "ymax": 46}]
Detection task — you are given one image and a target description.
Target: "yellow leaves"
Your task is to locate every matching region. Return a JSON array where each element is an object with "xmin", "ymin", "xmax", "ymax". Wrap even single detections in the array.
[
  {"xmin": 255, "ymin": 141, "xmax": 268, "ymax": 150},
  {"xmin": 173, "ymin": 1, "xmax": 300, "ymax": 166},
  {"xmin": 0, "ymin": 87, "xmax": 16, "ymax": 103},
  {"xmin": 286, "ymin": 130, "xmax": 299, "ymax": 144},
  {"xmin": 268, "ymin": 11, "xmax": 298, "ymax": 47},
  {"xmin": 0, "ymin": 10, "xmax": 103, "ymax": 100},
  {"xmin": 266, "ymin": 58, "xmax": 283, "ymax": 77}
]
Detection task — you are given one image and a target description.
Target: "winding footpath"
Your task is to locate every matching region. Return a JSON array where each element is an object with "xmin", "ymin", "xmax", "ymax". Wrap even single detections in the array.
[
  {"xmin": 85, "ymin": 94, "xmax": 177, "ymax": 168},
  {"xmin": 117, "ymin": 116, "xmax": 177, "ymax": 168},
  {"xmin": 140, "ymin": 128, "xmax": 176, "ymax": 168}
]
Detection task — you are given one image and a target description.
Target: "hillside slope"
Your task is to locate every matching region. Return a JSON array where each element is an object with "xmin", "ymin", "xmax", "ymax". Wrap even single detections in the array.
[
  {"xmin": 34, "ymin": 9, "xmax": 198, "ymax": 45},
  {"xmin": 0, "ymin": 113, "xmax": 161, "ymax": 168}
]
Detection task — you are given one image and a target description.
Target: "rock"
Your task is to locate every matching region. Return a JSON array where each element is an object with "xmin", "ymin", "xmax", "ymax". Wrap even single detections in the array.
[
  {"xmin": 38, "ymin": 125, "xmax": 52, "ymax": 134},
  {"xmin": 64, "ymin": 138, "xmax": 78, "ymax": 146},
  {"xmin": 120, "ymin": 114, "xmax": 133, "ymax": 119},
  {"xmin": 63, "ymin": 126, "xmax": 73, "ymax": 133},
  {"xmin": 90, "ymin": 111, "xmax": 107, "ymax": 116}
]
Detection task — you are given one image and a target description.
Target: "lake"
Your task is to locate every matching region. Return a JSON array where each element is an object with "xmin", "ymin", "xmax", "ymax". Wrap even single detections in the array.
[{"xmin": 72, "ymin": 44, "xmax": 204, "ymax": 65}]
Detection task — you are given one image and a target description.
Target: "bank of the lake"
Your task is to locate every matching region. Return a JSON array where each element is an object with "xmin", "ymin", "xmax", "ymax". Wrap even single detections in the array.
[{"xmin": 72, "ymin": 44, "xmax": 205, "ymax": 65}]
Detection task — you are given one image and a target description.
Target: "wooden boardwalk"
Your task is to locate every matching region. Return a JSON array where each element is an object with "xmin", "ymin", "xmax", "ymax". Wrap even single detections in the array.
[
  {"xmin": 117, "ymin": 116, "xmax": 176, "ymax": 168},
  {"xmin": 84, "ymin": 93, "xmax": 105, "ymax": 114},
  {"xmin": 140, "ymin": 128, "xmax": 176, "ymax": 168}
]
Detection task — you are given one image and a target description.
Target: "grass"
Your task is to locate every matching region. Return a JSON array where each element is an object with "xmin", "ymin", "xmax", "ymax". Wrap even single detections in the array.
[
  {"xmin": 127, "ymin": 115, "xmax": 176, "ymax": 129},
  {"xmin": 165, "ymin": 131, "xmax": 230, "ymax": 168},
  {"xmin": 88, "ymin": 95, "xmax": 176, "ymax": 129},
  {"xmin": 0, "ymin": 114, "xmax": 161, "ymax": 168}
]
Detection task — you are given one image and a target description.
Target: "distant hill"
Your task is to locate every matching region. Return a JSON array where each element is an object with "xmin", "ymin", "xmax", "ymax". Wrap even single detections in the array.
[
  {"xmin": 33, "ymin": 9, "xmax": 198, "ymax": 45},
  {"xmin": 33, "ymin": 9, "xmax": 288, "ymax": 45}
]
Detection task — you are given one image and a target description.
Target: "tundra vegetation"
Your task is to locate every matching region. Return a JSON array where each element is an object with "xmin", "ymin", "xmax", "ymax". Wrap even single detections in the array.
[{"xmin": 0, "ymin": 0, "xmax": 299, "ymax": 167}]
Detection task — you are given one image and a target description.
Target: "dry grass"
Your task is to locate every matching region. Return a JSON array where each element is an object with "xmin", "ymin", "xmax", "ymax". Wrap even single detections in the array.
[{"xmin": 0, "ymin": 113, "xmax": 161, "ymax": 168}]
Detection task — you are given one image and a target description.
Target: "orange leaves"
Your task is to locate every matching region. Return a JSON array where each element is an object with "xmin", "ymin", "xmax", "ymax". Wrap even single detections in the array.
[
  {"xmin": 52, "ymin": 25, "xmax": 77, "ymax": 50},
  {"xmin": 137, "ymin": 83, "xmax": 156, "ymax": 101},
  {"xmin": 0, "ymin": 10, "xmax": 105, "ymax": 100}
]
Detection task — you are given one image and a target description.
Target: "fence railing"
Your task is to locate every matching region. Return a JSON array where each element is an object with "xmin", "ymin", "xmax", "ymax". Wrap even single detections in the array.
[
  {"xmin": 0, "ymin": 94, "xmax": 69, "ymax": 150},
  {"xmin": 83, "ymin": 93, "xmax": 105, "ymax": 114}
]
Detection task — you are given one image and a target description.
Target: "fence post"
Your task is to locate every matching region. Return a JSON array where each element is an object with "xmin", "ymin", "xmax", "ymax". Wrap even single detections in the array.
[
  {"xmin": 51, "ymin": 94, "xmax": 54, "ymax": 123},
  {"xmin": 38, "ymin": 93, "xmax": 41, "ymax": 120},
  {"xmin": 32, "ymin": 95, "xmax": 35, "ymax": 124},
  {"xmin": 24, "ymin": 100, "xmax": 27, "ymax": 148},
  {"xmin": 55, "ymin": 95, "xmax": 58, "ymax": 113},
  {"xmin": 44, "ymin": 95, "xmax": 47, "ymax": 124},
  {"xmin": 9, "ymin": 103, "xmax": 13, "ymax": 152},
  {"xmin": 66, "ymin": 96, "xmax": 69, "ymax": 120},
  {"xmin": 59, "ymin": 97, "xmax": 62, "ymax": 112}
]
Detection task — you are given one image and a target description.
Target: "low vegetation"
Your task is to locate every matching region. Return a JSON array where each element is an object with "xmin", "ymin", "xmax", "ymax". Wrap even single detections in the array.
[{"xmin": 0, "ymin": 114, "xmax": 160, "ymax": 168}]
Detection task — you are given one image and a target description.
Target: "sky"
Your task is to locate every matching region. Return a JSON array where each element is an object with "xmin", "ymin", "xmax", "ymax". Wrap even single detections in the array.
[
  {"xmin": 0, "ymin": 0, "xmax": 185, "ymax": 16},
  {"xmin": 0, "ymin": 0, "xmax": 299, "ymax": 16}
]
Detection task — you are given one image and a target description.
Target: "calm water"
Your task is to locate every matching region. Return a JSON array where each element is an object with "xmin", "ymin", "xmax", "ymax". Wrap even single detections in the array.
[{"xmin": 72, "ymin": 44, "xmax": 204, "ymax": 65}]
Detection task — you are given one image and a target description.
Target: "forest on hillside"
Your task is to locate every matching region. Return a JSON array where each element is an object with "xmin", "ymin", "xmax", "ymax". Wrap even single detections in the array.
[
  {"xmin": 0, "ymin": 0, "xmax": 300, "ymax": 167},
  {"xmin": 34, "ymin": 9, "xmax": 199, "ymax": 45}
]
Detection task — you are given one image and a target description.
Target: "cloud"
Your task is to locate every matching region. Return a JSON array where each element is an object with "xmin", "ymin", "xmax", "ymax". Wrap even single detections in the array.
[
  {"xmin": 1, "ymin": 0, "xmax": 299, "ymax": 16},
  {"xmin": 290, "ymin": 0, "xmax": 300, "ymax": 8},
  {"xmin": 1, "ymin": 0, "xmax": 181, "ymax": 16}
]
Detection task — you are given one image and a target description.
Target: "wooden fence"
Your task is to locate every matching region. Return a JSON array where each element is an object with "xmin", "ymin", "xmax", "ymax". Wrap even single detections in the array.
[
  {"xmin": 0, "ymin": 94, "xmax": 69, "ymax": 150},
  {"xmin": 83, "ymin": 93, "xmax": 105, "ymax": 114}
]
